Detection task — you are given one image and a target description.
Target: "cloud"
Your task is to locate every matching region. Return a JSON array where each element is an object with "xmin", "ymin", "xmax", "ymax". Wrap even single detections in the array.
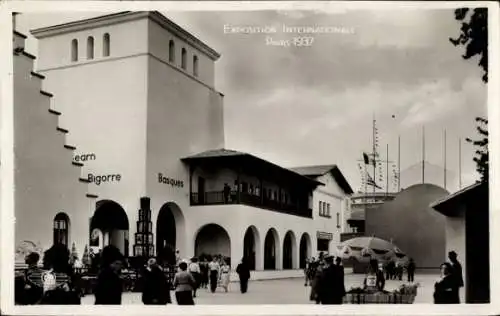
[{"xmin": 400, "ymin": 77, "xmax": 485, "ymax": 127}]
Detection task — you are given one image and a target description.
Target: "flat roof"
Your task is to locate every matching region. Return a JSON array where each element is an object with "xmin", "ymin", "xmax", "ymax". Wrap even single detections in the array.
[
  {"xmin": 31, "ymin": 11, "xmax": 221, "ymax": 61},
  {"xmin": 290, "ymin": 164, "xmax": 354, "ymax": 194},
  {"xmin": 430, "ymin": 181, "xmax": 486, "ymax": 216},
  {"xmin": 182, "ymin": 149, "xmax": 324, "ymax": 188}
]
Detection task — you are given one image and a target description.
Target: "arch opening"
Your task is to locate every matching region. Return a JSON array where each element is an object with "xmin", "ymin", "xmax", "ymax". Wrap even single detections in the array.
[
  {"xmin": 87, "ymin": 36, "xmax": 94, "ymax": 59},
  {"xmin": 283, "ymin": 230, "xmax": 297, "ymax": 269},
  {"xmin": 264, "ymin": 228, "xmax": 279, "ymax": 270},
  {"xmin": 299, "ymin": 233, "xmax": 312, "ymax": 269},
  {"xmin": 90, "ymin": 200, "xmax": 129, "ymax": 256},
  {"xmin": 181, "ymin": 48, "xmax": 187, "ymax": 69},
  {"xmin": 53, "ymin": 212, "xmax": 70, "ymax": 247},
  {"xmin": 169, "ymin": 40, "xmax": 175, "ymax": 62},
  {"xmin": 156, "ymin": 202, "xmax": 185, "ymax": 265},
  {"xmin": 193, "ymin": 55, "xmax": 199, "ymax": 77},
  {"xmin": 71, "ymin": 39, "xmax": 78, "ymax": 62},
  {"xmin": 195, "ymin": 224, "xmax": 231, "ymax": 263},
  {"xmin": 243, "ymin": 226, "xmax": 260, "ymax": 270},
  {"xmin": 103, "ymin": 33, "xmax": 110, "ymax": 57}
]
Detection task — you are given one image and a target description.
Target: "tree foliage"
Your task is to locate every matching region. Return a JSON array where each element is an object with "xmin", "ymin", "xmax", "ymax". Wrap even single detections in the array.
[
  {"xmin": 450, "ymin": 8, "xmax": 488, "ymax": 183},
  {"xmin": 449, "ymin": 8, "xmax": 488, "ymax": 83},
  {"xmin": 465, "ymin": 117, "xmax": 488, "ymax": 182}
]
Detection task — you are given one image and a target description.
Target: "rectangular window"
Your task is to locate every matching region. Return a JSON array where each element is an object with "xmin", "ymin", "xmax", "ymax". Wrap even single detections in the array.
[
  {"xmin": 327, "ymin": 203, "xmax": 331, "ymax": 217},
  {"xmin": 336, "ymin": 212, "xmax": 340, "ymax": 228},
  {"xmin": 318, "ymin": 201, "xmax": 322, "ymax": 216}
]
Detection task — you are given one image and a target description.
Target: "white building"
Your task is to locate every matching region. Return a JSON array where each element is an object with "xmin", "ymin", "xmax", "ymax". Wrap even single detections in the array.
[
  {"xmin": 290, "ymin": 165, "xmax": 353, "ymax": 256},
  {"xmin": 13, "ymin": 11, "xmax": 353, "ymax": 276}
]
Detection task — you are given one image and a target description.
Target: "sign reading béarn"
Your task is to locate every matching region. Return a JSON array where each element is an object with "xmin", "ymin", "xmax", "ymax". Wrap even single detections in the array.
[{"xmin": 158, "ymin": 173, "xmax": 184, "ymax": 188}]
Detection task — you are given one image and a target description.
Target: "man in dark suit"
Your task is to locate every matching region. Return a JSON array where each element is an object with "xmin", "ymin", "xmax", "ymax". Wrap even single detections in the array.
[{"xmin": 448, "ymin": 251, "xmax": 464, "ymax": 303}]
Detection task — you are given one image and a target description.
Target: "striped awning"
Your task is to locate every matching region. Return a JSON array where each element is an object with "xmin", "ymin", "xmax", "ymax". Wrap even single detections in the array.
[{"xmin": 317, "ymin": 231, "xmax": 333, "ymax": 240}]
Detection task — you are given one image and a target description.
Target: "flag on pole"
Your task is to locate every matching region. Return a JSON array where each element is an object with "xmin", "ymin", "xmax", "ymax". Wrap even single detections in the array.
[
  {"xmin": 366, "ymin": 172, "xmax": 382, "ymax": 189},
  {"xmin": 363, "ymin": 152, "xmax": 370, "ymax": 165}
]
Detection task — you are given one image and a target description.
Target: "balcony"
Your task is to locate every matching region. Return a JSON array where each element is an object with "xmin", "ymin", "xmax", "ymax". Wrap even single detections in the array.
[{"xmin": 190, "ymin": 190, "xmax": 313, "ymax": 218}]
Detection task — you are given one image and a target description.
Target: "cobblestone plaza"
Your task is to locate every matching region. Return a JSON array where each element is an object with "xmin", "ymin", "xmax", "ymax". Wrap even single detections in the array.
[{"xmin": 81, "ymin": 273, "xmax": 452, "ymax": 305}]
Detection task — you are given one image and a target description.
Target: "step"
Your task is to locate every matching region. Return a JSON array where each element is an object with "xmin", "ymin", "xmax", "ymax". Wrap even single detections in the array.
[
  {"xmin": 40, "ymin": 90, "xmax": 53, "ymax": 98},
  {"xmin": 56, "ymin": 127, "xmax": 69, "ymax": 134},
  {"xmin": 13, "ymin": 31, "xmax": 27, "ymax": 50},
  {"xmin": 79, "ymin": 177, "xmax": 91, "ymax": 183},
  {"xmin": 49, "ymin": 109, "xmax": 61, "ymax": 116},
  {"xmin": 31, "ymin": 71, "xmax": 45, "ymax": 79},
  {"xmin": 20, "ymin": 51, "xmax": 36, "ymax": 60}
]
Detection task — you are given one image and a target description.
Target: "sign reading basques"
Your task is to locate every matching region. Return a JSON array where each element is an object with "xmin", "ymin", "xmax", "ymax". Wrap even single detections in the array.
[{"xmin": 158, "ymin": 173, "xmax": 184, "ymax": 188}]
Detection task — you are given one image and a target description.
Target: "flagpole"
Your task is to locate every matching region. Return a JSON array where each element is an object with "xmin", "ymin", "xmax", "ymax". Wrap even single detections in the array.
[
  {"xmin": 444, "ymin": 129, "xmax": 447, "ymax": 190},
  {"xmin": 422, "ymin": 125, "xmax": 425, "ymax": 184},
  {"xmin": 398, "ymin": 135, "xmax": 401, "ymax": 192},
  {"xmin": 386, "ymin": 143, "xmax": 389, "ymax": 196},
  {"xmin": 372, "ymin": 114, "xmax": 376, "ymax": 195},
  {"xmin": 459, "ymin": 138, "xmax": 462, "ymax": 189}
]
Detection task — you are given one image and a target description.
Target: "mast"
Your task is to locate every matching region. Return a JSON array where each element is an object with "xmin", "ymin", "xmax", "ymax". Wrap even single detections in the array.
[
  {"xmin": 459, "ymin": 138, "xmax": 462, "ymax": 189},
  {"xmin": 444, "ymin": 129, "xmax": 447, "ymax": 190},
  {"xmin": 398, "ymin": 135, "xmax": 401, "ymax": 192},
  {"xmin": 386, "ymin": 143, "xmax": 389, "ymax": 196},
  {"xmin": 422, "ymin": 125, "xmax": 425, "ymax": 183},
  {"xmin": 372, "ymin": 114, "xmax": 376, "ymax": 195}
]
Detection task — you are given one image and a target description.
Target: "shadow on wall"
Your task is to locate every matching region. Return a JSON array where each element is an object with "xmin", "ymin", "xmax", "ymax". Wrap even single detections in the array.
[{"xmin": 365, "ymin": 184, "xmax": 449, "ymax": 269}]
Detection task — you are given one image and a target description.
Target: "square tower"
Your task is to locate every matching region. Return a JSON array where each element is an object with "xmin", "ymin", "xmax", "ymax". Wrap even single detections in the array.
[{"xmin": 31, "ymin": 11, "xmax": 225, "ymax": 256}]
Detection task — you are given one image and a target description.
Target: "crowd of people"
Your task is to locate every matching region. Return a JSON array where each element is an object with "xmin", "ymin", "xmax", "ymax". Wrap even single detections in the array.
[
  {"xmin": 15, "ymin": 244, "xmax": 465, "ymax": 305},
  {"xmin": 304, "ymin": 254, "xmax": 346, "ymax": 304},
  {"xmin": 304, "ymin": 250, "xmax": 464, "ymax": 305},
  {"xmin": 15, "ymin": 245, "xmax": 252, "ymax": 305}
]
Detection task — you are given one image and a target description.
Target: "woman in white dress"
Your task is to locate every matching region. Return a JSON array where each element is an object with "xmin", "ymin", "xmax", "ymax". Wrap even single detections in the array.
[{"xmin": 219, "ymin": 260, "xmax": 230, "ymax": 292}]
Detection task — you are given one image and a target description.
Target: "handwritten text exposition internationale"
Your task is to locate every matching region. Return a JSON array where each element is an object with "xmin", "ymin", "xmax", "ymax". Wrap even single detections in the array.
[{"xmin": 224, "ymin": 24, "xmax": 355, "ymax": 35}]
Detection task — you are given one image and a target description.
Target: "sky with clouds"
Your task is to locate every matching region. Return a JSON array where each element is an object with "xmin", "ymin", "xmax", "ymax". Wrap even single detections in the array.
[{"xmin": 16, "ymin": 7, "xmax": 488, "ymax": 194}]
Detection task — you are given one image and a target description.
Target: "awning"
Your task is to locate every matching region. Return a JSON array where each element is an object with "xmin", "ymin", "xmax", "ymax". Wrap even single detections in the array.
[{"xmin": 317, "ymin": 231, "xmax": 333, "ymax": 240}]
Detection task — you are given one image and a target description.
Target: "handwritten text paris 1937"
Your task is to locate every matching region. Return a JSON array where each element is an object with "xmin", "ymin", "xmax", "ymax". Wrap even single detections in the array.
[{"xmin": 223, "ymin": 23, "xmax": 355, "ymax": 48}]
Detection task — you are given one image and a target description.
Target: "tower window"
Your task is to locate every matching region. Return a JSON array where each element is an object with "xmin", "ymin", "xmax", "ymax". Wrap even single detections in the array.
[
  {"xmin": 193, "ymin": 55, "xmax": 199, "ymax": 77},
  {"xmin": 87, "ymin": 36, "xmax": 94, "ymax": 60},
  {"xmin": 71, "ymin": 39, "xmax": 78, "ymax": 62},
  {"xmin": 103, "ymin": 33, "xmax": 110, "ymax": 57},
  {"xmin": 181, "ymin": 48, "xmax": 187, "ymax": 69},
  {"xmin": 169, "ymin": 40, "xmax": 175, "ymax": 62}
]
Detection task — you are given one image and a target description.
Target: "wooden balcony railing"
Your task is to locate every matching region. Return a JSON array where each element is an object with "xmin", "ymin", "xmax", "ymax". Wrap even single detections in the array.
[{"xmin": 190, "ymin": 191, "xmax": 312, "ymax": 218}]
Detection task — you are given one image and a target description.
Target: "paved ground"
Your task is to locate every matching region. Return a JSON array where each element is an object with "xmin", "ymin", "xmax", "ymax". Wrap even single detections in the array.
[{"xmin": 82, "ymin": 272, "xmax": 456, "ymax": 304}]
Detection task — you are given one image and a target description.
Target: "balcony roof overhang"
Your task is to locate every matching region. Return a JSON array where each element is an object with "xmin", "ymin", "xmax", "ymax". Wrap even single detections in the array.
[
  {"xmin": 430, "ymin": 181, "xmax": 487, "ymax": 217},
  {"xmin": 290, "ymin": 164, "xmax": 354, "ymax": 195},
  {"xmin": 181, "ymin": 149, "xmax": 324, "ymax": 189}
]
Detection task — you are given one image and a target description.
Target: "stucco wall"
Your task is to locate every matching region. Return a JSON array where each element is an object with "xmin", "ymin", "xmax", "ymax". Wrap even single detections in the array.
[
  {"xmin": 35, "ymin": 18, "xmax": 149, "ymax": 71},
  {"xmin": 182, "ymin": 204, "xmax": 316, "ymax": 270},
  {"xmin": 147, "ymin": 18, "xmax": 215, "ymax": 88},
  {"xmin": 365, "ymin": 184, "xmax": 448, "ymax": 268},
  {"xmin": 14, "ymin": 35, "xmax": 93, "ymax": 257},
  {"xmin": 311, "ymin": 173, "xmax": 349, "ymax": 254}
]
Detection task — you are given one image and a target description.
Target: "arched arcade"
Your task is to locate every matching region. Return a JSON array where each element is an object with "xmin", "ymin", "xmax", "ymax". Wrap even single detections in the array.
[
  {"xmin": 195, "ymin": 223, "xmax": 231, "ymax": 263},
  {"xmin": 90, "ymin": 200, "xmax": 129, "ymax": 256},
  {"xmin": 243, "ymin": 225, "xmax": 261, "ymax": 270},
  {"xmin": 156, "ymin": 202, "xmax": 185, "ymax": 265}
]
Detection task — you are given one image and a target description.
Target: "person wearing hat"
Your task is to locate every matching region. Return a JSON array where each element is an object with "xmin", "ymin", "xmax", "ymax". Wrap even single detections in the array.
[
  {"xmin": 23, "ymin": 252, "xmax": 44, "ymax": 304},
  {"xmin": 447, "ymin": 251, "xmax": 464, "ymax": 303},
  {"xmin": 94, "ymin": 245, "xmax": 125, "ymax": 305},
  {"xmin": 316, "ymin": 255, "xmax": 343, "ymax": 304},
  {"xmin": 141, "ymin": 258, "xmax": 171, "ymax": 305}
]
